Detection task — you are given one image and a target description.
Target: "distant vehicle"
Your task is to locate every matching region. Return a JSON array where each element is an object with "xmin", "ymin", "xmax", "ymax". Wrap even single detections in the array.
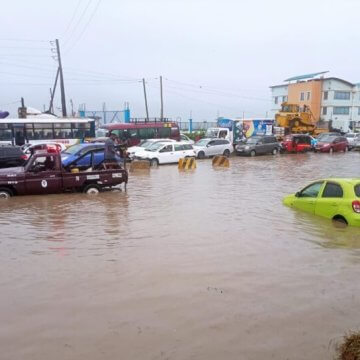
[
  {"xmin": 235, "ymin": 135, "xmax": 280, "ymax": 156},
  {"xmin": 61, "ymin": 143, "xmax": 122, "ymax": 169},
  {"xmin": 0, "ymin": 146, "xmax": 27, "ymax": 168},
  {"xmin": 0, "ymin": 146, "xmax": 127, "ymax": 198},
  {"xmin": 345, "ymin": 133, "xmax": 360, "ymax": 149},
  {"xmin": 316, "ymin": 132, "xmax": 339, "ymax": 142},
  {"xmin": 314, "ymin": 135, "xmax": 348, "ymax": 153},
  {"xmin": 180, "ymin": 133, "xmax": 194, "ymax": 144},
  {"xmin": 137, "ymin": 141, "xmax": 196, "ymax": 166},
  {"xmin": 283, "ymin": 178, "xmax": 360, "ymax": 227},
  {"xmin": 281, "ymin": 134, "xmax": 312, "ymax": 153},
  {"xmin": 207, "ymin": 118, "xmax": 275, "ymax": 145},
  {"xmin": 102, "ymin": 120, "xmax": 180, "ymax": 147},
  {"xmin": 127, "ymin": 138, "xmax": 175, "ymax": 160},
  {"xmin": 22, "ymin": 142, "xmax": 67, "ymax": 160},
  {"xmin": 0, "ymin": 118, "xmax": 95, "ymax": 146},
  {"xmin": 193, "ymin": 138, "xmax": 233, "ymax": 159}
]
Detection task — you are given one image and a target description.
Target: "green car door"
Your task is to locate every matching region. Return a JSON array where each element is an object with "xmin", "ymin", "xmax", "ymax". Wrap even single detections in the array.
[
  {"xmin": 293, "ymin": 181, "xmax": 325, "ymax": 214},
  {"xmin": 315, "ymin": 181, "xmax": 343, "ymax": 219}
]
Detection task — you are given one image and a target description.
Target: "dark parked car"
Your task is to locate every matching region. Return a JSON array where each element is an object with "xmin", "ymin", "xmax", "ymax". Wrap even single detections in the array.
[
  {"xmin": 235, "ymin": 135, "xmax": 280, "ymax": 156},
  {"xmin": 0, "ymin": 146, "xmax": 27, "ymax": 168}
]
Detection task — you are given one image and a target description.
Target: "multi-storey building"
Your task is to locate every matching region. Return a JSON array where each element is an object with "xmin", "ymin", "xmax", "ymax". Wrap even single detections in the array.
[{"xmin": 270, "ymin": 72, "xmax": 360, "ymax": 131}]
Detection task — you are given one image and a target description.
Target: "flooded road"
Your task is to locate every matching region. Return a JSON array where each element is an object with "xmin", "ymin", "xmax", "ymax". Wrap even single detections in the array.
[{"xmin": 1, "ymin": 152, "xmax": 360, "ymax": 360}]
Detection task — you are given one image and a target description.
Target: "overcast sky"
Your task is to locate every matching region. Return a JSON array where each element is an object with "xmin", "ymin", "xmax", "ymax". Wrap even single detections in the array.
[{"xmin": 1, "ymin": 0, "xmax": 359, "ymax": 121}]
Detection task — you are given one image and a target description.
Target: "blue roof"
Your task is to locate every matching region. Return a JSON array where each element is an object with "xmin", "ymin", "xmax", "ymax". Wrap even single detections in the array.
[{"xmin": 284, "ymin": 71, "xmax": 329, "ymax": 82}]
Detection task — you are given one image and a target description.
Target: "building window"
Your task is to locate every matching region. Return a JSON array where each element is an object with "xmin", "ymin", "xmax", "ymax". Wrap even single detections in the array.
[
  {"xmin": 323, "ymin": 107, "xmax": 327, "ymax": 115},
  {"xmin": 307, "ymin": 91, "xmax": 311, "ymax": 100},
  {"xmin": 333, "ymin": 107, "xmax": 350, "ymax": 115},
  {"xmin": 274, "ymin": 96, "xmax": 278, "ymax": 104},
  {"xmin": 324, "ymin": 91, "xmax": 328, "ymax": 100},
  {"xmin": 334, "ymin": 91, "xmax": 350, "ymax": 100},
  {"xmin": 358, "ymin": 107, "xmax": 360, "ymax": 115},
  {"xmin": 300, "ymin": 92, "xmax": 304, "ymax": 101},
  {"xmin": 282, "ymin": 96, "xmax": 287, "ymax": 102}
]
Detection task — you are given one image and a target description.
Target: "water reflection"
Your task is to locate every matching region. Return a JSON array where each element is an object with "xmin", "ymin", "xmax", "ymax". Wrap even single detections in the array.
[{"xmin": 1, "ymin": 152, "xmax": 360, "ymax": 360}]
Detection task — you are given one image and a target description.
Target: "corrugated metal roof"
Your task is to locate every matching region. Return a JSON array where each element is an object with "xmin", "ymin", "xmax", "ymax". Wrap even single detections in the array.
[{"xmin": 284, "ymin": 71, "xmax": 329, "ymax": 82}]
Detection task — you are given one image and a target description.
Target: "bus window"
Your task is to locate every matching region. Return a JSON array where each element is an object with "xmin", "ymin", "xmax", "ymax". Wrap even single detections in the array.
[
  {"xmin": 0, "ymin": 129, "xmax": 12, "ymax": 141},
  {"xmin": 158, "ymin": 127, "xmax": 171, "ymax": 138},
  {"xmin": 34, "ymin": 123, "xmax": 54, "ymax": 139},
  {"xmin": 138, "ymin": 128, "xmax": 156, "ymax": 139},
  {"xmin": 73, "ymin": 123, "xmax": 91, "ymax": 138},
  {"xmin": 54, "ymin": 123, "xmax": 73, "ymax": 139}
]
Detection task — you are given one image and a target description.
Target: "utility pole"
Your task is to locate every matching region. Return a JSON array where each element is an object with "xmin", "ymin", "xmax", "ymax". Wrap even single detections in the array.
[
  {"xmin": 142, "ymin": 78, "xmax": 149, "ymax": 122},
  {"xmin": 55, "ymin": 39, "xmax": 67, "ymax": 117},
  {"xmin": 160, "ymin": 75, "xmax": 164, "ymax": 121}
]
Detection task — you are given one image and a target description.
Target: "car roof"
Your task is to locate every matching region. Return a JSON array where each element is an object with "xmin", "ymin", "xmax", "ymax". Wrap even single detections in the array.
[{"xmin": 312, "ymin": 178, "xmax": 360, "ymax": 185}]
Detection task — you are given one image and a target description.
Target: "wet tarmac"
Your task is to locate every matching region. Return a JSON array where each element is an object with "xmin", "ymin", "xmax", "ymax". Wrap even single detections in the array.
[{"xmin": 1, "ymin": 152, "xmax": 360, "ymax": 360}]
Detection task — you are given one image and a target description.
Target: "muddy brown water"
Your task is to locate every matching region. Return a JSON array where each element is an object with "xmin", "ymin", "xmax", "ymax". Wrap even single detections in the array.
[{"xmin": 1, "ymin": 152, "xmax": 360, "ymax": 360}]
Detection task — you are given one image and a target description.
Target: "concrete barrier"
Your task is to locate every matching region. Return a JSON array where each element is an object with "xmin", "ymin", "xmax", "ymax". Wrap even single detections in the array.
[
  {"xmin": 129, "ymin": 160, "xmax": 150, "ymax": 172},
  {"xmin": 212, "ymin": 155, "xmax": 230, "ymax": 167},
  {"xmin": 178, "ymin": 157, "xmax": 196, "ymax": 170}
]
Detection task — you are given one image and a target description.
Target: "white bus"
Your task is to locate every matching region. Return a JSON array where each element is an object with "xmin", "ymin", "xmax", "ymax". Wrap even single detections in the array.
[{"xmin": 0, "ymin": 118, "xmax": 96, "ymax": 146}]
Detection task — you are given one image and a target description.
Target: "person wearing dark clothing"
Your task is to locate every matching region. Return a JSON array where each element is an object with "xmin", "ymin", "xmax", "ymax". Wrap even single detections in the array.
[{"xmin": 104, "ymin": 135, "xmax": 117, "ymax": 162}]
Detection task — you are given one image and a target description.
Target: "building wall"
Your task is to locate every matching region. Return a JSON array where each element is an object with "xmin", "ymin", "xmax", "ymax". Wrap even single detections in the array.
[
  {"xmin": 269, "ymin": 85, "xmax": 288, "ymax": 118},
  {"xmin": 321, "ymin": 79, "xmax": 360, "ymax": 128},
  {"xmin": 287, "ymin": 80, "xmax": 322, "ymax": 121}
]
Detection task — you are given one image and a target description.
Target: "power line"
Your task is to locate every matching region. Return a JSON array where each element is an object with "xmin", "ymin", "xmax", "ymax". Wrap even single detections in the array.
[
  {"xmin": 0, "ymin": 38, "xmax": 49, "ymax": 42},
  {"xmin": 62, "ymin": 0, "xmax": 93, "ymax": 47},
  {"xmin": 62, "ymin": 0, "xmax": 83, "ymax": 37},
  {"xmin": 64, "ymin": 0, "xmax": 102, "ymax": 54}
]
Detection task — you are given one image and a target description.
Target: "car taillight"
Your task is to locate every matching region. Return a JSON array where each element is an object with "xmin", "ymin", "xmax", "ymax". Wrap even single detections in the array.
[
  {"xmin": 352, "ymin": 200, "xmax": 360, "ymax": 213},
  {"xmin": 21, "ymin": 154, "xmax": 27, "ymax": 160}
]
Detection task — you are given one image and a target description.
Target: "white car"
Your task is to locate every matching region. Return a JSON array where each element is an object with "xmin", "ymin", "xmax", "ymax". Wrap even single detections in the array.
[
  {"xmin": 193, "ymin": 138, "xmax": 233, "ymax": 159},
  {"xmin": 127, "ymin": 138, "xmax": 175, "ymax": 159},
  {"xmin": 138, "ymin": 141, "xmax": 196, "ymax": 166},
  {"xmin": 345, "ymin": 133, "xmax": 360, "ymax": 149},
  {"xmin": 180, "ymin": 133, "xmax": 194, "ymax": 145}
]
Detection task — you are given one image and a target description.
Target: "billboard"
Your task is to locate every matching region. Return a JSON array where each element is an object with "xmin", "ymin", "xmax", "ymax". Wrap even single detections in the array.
[{"xmin": 233, "ymin": 119, "xmax": 274, "ymax": 143}]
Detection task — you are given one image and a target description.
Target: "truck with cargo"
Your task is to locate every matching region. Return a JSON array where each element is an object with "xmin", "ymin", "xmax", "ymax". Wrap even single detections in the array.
[{"xmin": 205, "ymin": 118, "xmax": 275, "ymax": 145}]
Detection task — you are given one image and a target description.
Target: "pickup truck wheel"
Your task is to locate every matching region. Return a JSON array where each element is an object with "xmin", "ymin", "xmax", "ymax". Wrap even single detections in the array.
[
  {"xmin": 250, "ymin": 150, "xmax": 256, "ymax": 157},
  {"xmin": 0, "ymin": 187, "xmax": 13, "ymax": 199},
  {"xmin": 329, "ymin": 147, "xmax": 334, "ymax": 154},
  {"xmin": 344, "ymin": 146, "xmax": 349, "ymax": 152},
  {"xmin": 150, "ymin": 158, "xmax": 159, "ymax": 167},
  {"xmin": 272, "ymin": 148, "xmax": 278, "ymax": 155},
  {"xmin": 223, "ymin": 149, "xmax": 231, "ymax": 157},
  {"xmin": 83, "ymin": 184, "xmax": 100, "ymax": 195}
]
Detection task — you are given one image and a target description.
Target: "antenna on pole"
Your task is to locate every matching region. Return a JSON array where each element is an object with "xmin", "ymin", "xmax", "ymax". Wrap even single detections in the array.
[
  {"xmin": 142, "ymin": 78, "xmax": 149, "ymax": 122},
  {"xmin": 55, "ymin": 39, "xmax": 67, "ymax": 117}
]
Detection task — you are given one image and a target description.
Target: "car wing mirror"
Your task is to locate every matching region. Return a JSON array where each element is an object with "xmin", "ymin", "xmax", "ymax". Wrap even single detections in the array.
[{"xmin": 295, "ymin": 191, "xmax": 300, "ymax": 197}]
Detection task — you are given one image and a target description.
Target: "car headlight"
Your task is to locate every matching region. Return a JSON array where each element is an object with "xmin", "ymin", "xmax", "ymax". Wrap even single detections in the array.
[{"xmin": 245, "ymin": 145, "xmax": 250, "ymax": 150}]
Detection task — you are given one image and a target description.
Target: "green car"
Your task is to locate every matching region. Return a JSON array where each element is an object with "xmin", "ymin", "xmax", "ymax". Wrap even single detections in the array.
[{"xmin": 283, "ymin": 178, "xmax": 360, "ymax": 226}]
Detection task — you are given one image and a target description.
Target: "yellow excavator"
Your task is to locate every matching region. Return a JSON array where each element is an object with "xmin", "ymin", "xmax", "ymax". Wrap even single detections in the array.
[{"xmin": 275, "ymin": 102, "xmax": 326, "ymax": 136}]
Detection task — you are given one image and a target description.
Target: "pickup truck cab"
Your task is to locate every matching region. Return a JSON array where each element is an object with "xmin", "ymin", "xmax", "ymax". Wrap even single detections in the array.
[{"xmin": 0, "ymin": 146, "xmax": 128, "ymax": 199}]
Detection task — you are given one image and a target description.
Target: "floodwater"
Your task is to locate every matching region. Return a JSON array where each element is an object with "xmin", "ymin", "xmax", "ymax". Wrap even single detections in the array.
[{"xmin": 1, "ymin": 152, "xmax": 360, "ymax": 360}]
